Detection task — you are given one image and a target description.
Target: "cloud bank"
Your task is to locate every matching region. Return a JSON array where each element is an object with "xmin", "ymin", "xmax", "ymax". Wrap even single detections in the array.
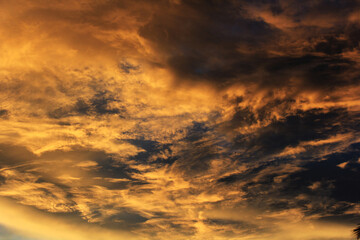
[{"xmin": 0, "ymin": 0, "xmax": 359, "ymax": 239}]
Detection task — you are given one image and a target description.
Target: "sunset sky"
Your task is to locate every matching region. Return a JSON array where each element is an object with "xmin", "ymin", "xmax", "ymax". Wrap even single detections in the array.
[{"xmin": 0, "ymin": 0, "xmax": 360, "ymax": 239}]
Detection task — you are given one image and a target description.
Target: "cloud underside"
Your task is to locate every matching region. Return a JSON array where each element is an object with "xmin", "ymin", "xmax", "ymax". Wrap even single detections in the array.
[{"xmin": 0, "ymin": 0, "xmax": 359, "ymax": 239}]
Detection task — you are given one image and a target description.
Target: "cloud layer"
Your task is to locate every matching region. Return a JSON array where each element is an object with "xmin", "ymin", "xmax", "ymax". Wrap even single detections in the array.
[{"xmin": 0, "ymin": 0, "xmax": 359, "ymax": 239}]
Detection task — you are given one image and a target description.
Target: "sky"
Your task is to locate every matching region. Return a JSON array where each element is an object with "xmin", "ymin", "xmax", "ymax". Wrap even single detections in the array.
[{"xmin": 0, "ymin": 0, "xmax": 359, "ymax": 239}]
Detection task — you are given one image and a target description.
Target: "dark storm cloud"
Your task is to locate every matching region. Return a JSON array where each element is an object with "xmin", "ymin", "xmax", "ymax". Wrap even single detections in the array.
[
  {"xmin": 136, "ymin": 0, "xmax": 360, "ymax": 100},
  {"xmin": 17, "ymin": 0, "xmax": 360, "ymax": 95},
  {"xmin": 263, "ymin": 55, "xmax": 357, "ymax": 90},
  {"xmin": 279, "ymin": 0, "xmax": 359, "ymax": 22},
  {"xmin": 138, "ymin": 0, "xmax": 279, "ymax": 87}
]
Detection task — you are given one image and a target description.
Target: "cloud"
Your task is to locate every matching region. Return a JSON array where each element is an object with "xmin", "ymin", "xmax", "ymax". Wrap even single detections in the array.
[{"xmin": 0, "ymin": 0, "xmax": 359, "ymax": 239}]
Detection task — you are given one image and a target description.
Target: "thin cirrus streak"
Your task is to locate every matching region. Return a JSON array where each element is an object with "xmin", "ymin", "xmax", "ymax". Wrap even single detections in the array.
[{"xmin": 0, "ymin": 0, "xmax": 359, "ymax": 240}]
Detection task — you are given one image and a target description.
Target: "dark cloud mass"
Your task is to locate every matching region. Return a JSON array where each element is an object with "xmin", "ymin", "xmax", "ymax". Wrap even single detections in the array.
[{"xmin": 0, "ymin": 0, "xmax": 359, "ymax": 240}]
